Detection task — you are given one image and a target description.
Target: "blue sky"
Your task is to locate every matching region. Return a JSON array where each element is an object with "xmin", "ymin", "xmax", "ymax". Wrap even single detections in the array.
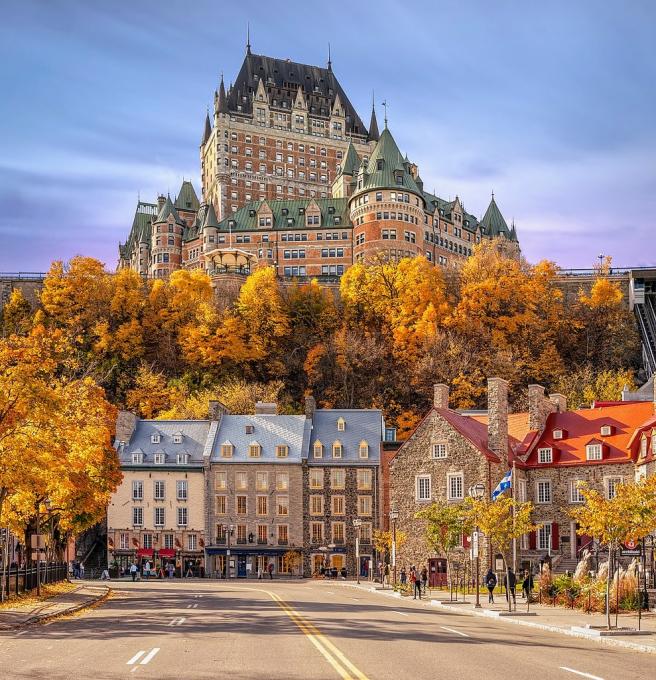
[{"xmin": 1, "ymin": 0, "xmax": 654, "ymax": 270}]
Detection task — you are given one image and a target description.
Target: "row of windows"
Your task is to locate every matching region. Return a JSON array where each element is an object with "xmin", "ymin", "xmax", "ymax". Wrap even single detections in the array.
[
  {"xmin": 218, "ymin": 442, "xmax": 288, "ymax": 458},
  {"xmin": 310, "ymin": 521, "xmax": 372, "ymax": 544},
  {"xmin": 216, "ymin": 494, "xmax": 289, "ymax": 516},
  {"xmin": 215, "ymin": 471, "xmax": 290, "ymax": 491},
  {"xmin": 321, "ymin": 248, "xmax": 344, "ymax": 258},
  {"xmin": 283, "ymin": 266, "xmax": 306, "ymax": 277},
  {"xmin": 216, "ymin": 522, "xmax": 290, "ymax": 545},
  {"xmin": 130, "ymin": 452, "xmax": 190, "ymax": 465},
  {"xmin": 308, "ymin": 468, "xmax": 373, "ymax": 490},
  {"xmin": 533, "ymin": 478, "xmax": 622, "ymax": 503},
  {"xmin": 310, "ymin": 494, "xmax": 372, "ymax": 517},
  {"xmin": 118, "ymin": 532, "xmax": 198, "ymax": 551},
  {"xmin": 375, "ymin": 211, "xmax": 419, "ymax": 224},
  {"xmin": 132, "ymin": 480, "xmax": 187, "ymax": 500},
  {"xmin": 537, "ymin": 443, "xmax": 605, "ymax": 464},
  {"xmin": 133, "ymin": 506, "xmax": 188, "ymax": 527},
  {"xmin": 223, "ymin": 131, "xmax": 334, "ymax": 158},
  {"xmin": 283, "ymin": 249, "xmax": 305, "ymax": 259}
]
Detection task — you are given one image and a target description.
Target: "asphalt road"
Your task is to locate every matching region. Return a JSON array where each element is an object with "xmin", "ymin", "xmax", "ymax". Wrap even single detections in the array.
[{"xmin": 0, "ymin": 579, "xmax": 654, "ymax": 680}]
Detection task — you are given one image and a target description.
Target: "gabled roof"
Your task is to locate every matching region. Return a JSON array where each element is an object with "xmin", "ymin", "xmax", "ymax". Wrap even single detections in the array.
[
  {"xmin": 340, "ymin": 142, "xmax": 360, "ymax": 176},
  {"xmin": 175, "ymin": 181, "xmax": 200, "ymax": 212},
  {"xmin": 155, "ymin": 195, "xmax": 184, "ymax": 224},
  {"xmin": 480, "ymin": 195, "xmax": 512, "ymax": 239},
  {"xmin": 308, "ymin": 409, "xmax": 383, "ymax": 465},
  {"xmin": 435, "ymin": 409, "xmax": 502, "ymax": 462},
  {"xmin": 226, "ymin": 52, "xmax": 368, "ymax": 137}
]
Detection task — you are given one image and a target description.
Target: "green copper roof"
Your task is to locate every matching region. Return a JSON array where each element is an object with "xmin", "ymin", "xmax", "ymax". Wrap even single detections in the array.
[
  {"xmin": 340, "ymin": 142, "xmax": 360, "ymax": 176},
  {"xmin": 202, "ymin": 202, "xmax": 220, "ymax": 229},
  {"xmin": 356, "ymin": 128, "xmax": 422, "ymax": 198},
  {"xmin": 480, "ymin": 195, "xmax": 511, "ymax": 239},
  {"xmin": 156, "ymin": 195, "xmax": 184, "ymax": 224},
  {"xmin": 175, "ymin": 181, "xmax": 200, "ymax": 212}
]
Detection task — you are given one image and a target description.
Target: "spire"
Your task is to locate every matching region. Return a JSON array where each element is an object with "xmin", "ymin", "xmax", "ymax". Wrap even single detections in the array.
[
  {"xmin": 327, "ymin": 43, "xmax": 332, "ymax": 71},
  {"xmin": 202, "ymin": 202, "xmax": 220, "ymax": 229},
  {"xmin": 367, "ymin": 92, "xmax": 379, "ymax": 142},
  {"xmin": 217, "ymin": 74, "xmax": 227, "ymax": 114},
  {"xmin": 381, "ymin": 99, "xmax": 388, "ymax": 129},
  {"xmin": 340, "ymin": 141, "xmax": 361, "ymax": 176},
  {"xmin": 480, "ymin": 193, "xmax": 510, "ymax": 238},
  {"xmin": 202, "ymin": 108, "xmax": 212, "ymax": 145},
  {"xmin": 246, "ymin": 23, "xmax": 251, "ymax": 55}
]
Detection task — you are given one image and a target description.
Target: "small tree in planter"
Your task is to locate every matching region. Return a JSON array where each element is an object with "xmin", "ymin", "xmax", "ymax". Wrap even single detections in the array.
[
  {"xmin": 570, "ymin": 476, "xmax": 656, "ymax": 630},
  {"xmin": 282, "ymin": 550, "xmax": 303, "ymax": 577},
  {"xmin": 463, "ymin": 495, "xmax": 539, "ymax": 612},
  {"xmin": 415, "ymin": 501, "xmax": 465, "ymax": 600},
  {"xmin": 372, "ymin": 529, "xmax": 407, "ymax": 580}
]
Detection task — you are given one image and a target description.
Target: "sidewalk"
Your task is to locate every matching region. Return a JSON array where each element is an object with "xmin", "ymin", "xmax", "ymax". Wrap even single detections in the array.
[
  {"xmin": 342, "ymin": 582, "xmax": 656, "ymax": 654},
  {"xmin": 0, "ymin": 583, "xmax": 110, "ymax": 630}
]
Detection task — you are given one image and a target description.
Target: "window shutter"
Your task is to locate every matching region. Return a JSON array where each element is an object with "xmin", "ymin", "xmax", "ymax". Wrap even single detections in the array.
[
  {"xmin": 529, "ymin": 531, "xmax": 536, "ymax": 550},
  {"xmin": 551, "ymin": 522, "xmax": 559, "ymax": 550}
]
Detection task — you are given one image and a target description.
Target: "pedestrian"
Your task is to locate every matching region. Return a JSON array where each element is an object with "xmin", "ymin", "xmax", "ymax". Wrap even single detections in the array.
[
  {"xmin": 503, "ymin": 568, "xmax": 517, "ymax": 607},
  {"xmin": 130, "ymin": 562, "xmax": 138, "ymax": 582},
  {"xmin": 400, "ymin": 567, "xmax": 407, "ymax": 585},
  {"xmin": 186, "ymin": 562, "xmax": 194, "ymax": 578},
  {"xmin": 100, "ymin": 566, "xmax": 110, "ymax": 580},
  {"xmin": 384, "ymin": 563, "xmax": 390, "ymax": 587},
  {"xmin": 268, "ymin": 562, "xmax": 274, "ymax": 580},
  {"xmin": 167, "ymin": 562, "xmax": 175, "ymax": 579},
  {"xmin": 421, "ymin": 566, "xmax": 428, "ymax": 594},
  {"xmin": 258, "ymin": 566, "xmax": 263, "ymax": 580},
  {"xmin": 485, "ymin": 568, "xmax": 497, "ymax": 603},
  {"xmin": 144, "ymin": 560, "xmax": 150, "ymax": 580},
  {"xmin": 73, "ymin": 560, "xmax": 80, "ymax": 579},
  {"xmin": 413, "ymin": 569, "xmax": 422, "ymax": 599},
  {"xmin": 79, "ymin": 562, "xmax": 85, "ymax": 579},
  {"xmin": 522, "ymin": 570, "xmax": 534, "ymax": 600}
]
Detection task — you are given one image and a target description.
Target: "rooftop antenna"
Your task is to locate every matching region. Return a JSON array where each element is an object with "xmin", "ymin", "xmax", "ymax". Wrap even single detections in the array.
[
  {"xmin": 246, "ymin": 22, "xmax": 251, "ymax": 55},
  {"xmin": 381, "ymin": 99, "xmax": 388, "ymax": 128},
  {"xmin": 327, "ymin": 43, "xmax": 332, "ymax": 71}
]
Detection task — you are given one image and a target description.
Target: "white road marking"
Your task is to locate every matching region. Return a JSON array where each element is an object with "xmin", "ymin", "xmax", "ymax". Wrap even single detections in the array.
[
  {"xmin": 559, "ymin": 668, "xmax": 604, "ymax": 680},
  {"xmin": 167, "ymin": 617, "xmax": 186, "ymax": 626},
  {"xmin": 140, "ymin": 648, "xmax": 160, "ymax": 665},
  {"xmin": 186, "ymin": 604, "xmax": 192, "ymax": 608},
  {"xmin": 391, "ymin": 611, "xmax": 409, "ymax": 617},
  {"xmin": 191, "ymin": 603, "xmax": 198, "ymax": 608},
  {"xmin": 440, "ymin": 626, "xmax": 470, "ymax": 638},
  {"xmin": 126, "ymin": 651, "xmax": 145, "ymax": 665}
]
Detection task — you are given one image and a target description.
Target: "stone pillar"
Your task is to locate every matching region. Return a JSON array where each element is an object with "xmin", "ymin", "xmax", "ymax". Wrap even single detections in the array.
[
  {"xmin": 549, "ymin": 393, "xmax": 567, "ymax": 413},
  {"xmin": 487, "ymin": 377, "xmax": 509, "ymax": 459},
  {"xmin": 115, "ymin": 411, "xmax": 137, "ymax": 445},
  {"xmin": 433, "ymin": 383, "xmax": 450, "ymax": 409}
]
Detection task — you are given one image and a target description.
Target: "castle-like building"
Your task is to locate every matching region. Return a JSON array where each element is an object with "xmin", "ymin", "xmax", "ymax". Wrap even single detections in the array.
[{"xmin": 118, "ymin": 44, "xmax": 519, "ymax": 281}]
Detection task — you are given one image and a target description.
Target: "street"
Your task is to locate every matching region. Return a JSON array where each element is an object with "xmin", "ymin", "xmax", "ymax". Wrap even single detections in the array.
[{"xmin": 0, "ymin": 580, "xmax": 654, "ymax": 679}]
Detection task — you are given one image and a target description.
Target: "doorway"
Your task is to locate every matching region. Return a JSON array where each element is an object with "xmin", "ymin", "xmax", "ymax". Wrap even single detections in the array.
[
  {"xmin": 237, "ymin": 555, "xmax": 247, "ymax": 578},
  {"xmin": 429, "ymin": 558, "xmax": 447, "ymax": 587}
]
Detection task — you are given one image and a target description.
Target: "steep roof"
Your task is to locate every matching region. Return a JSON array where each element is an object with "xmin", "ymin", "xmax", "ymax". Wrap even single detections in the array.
[
  {"xmin": 340, "ymin": 142, "xmax": 360, "ymax": 176},
  {"xmin": 217, "ymin": 75, "xmax": 227, "ymax": 114},
  {"xmin": 202, "ymin": 202, "xmax": 220, "ymax": 229},
  {"xmin": 308, "ymin": 409, "xmax": 383, "ymax": 465},
  {"xmin": 121, "ymin": 201, "xmax": 157, "ymax": 255},
  {"xmin": 368, "ymin": 105, "xmax": 380, "ymax": 142},
  {"xmin": 356, "ymin": 128, "xmax": 422, "ymax": 197},
  {"xmin": 435, "ymin": 409, "xmax": 502, "ymax": 462},
  {"xmin": 227, "ymin": 52, "xmax": 368, "ymax": 137},
  {"xmin": 175, "ymin": 181, "xmax": 200, "ymax": 212},
  {"xmin": 201, "ymin": 112, "xmax": 212, "ymax": 145},
  {"xmin": 524, "ymin": 402, "xmax": 654, "ymax": 467},
  {"xmin": 480, "ymin": 195, "xmax": 512, "ymax": 239},
  {"xmin": 155, "ymin": 195, "xmax": 184, "ymax": 224}
]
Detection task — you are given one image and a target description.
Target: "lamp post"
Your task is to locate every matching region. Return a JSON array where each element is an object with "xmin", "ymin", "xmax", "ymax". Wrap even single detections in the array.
[
  {"xmin": 389, "ymin": 508, "xmax": 399, "ymax": 587},
  {"xmin": 222, "ymin": 524, "xmax": 234, "ymax": 579},
  {"xmin": 353, "ymin": 519, "xmax": 362, "ymax": 584},
  {"xmin": 468, "ymin": 484, "xmax": 486, "ymax": 608}
]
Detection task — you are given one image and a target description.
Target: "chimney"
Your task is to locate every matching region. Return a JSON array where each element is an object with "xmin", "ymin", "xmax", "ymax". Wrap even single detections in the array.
[
  {"xmin": 433, "ymin": 384, "xmax": 449, "ymax": 409},
  {"xmin": 305, "ymin": 395, "xmax": 316, "ymax": 420},
  {"xmin": 527, "ymin": 384, "xmax": 556, "ymax": 431},
  {"xmin": 115, "ymin": 411, "xmax": 137, "ymax": 445},
  {"xmin": 487, "ymin": 377, "xmax": 509, "ymax": 458},
  {"xmin": 208, "ymin": 400, "xmax": 229, "ymax": 420},
  {"xmin": 548, "ymin": 393, "xmax": 567, "ymax": 413},
  {"xmin": 157, "ymin": 194, "xmax": 166, "ymax": 211},
  {"xmin": 255, "ymin": 401, "xmax": 277, "ymax": 415}
]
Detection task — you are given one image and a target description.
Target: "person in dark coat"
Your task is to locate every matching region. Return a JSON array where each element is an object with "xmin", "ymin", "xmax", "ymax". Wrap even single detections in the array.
[
  {"xmin": 522, "ymin": 570, "xmax": 534, "ymax": 600},
  {"xmin": 420, "ymin": 566, "xmax": 428, "ymax": 594},
  {"xmin": 485, "ymin": 569, "xmax": 497, "ymax": 603},
  {"xmin": 504, "ymin": 568, "xmax": 517, "ymax": 606},
  {"xmin": 412, "ymin": 568, "xmax": 422, "ymax": 599},
  {"xmin": 400, "ymin": 567, "xmax": 407, "ymax": 585}
]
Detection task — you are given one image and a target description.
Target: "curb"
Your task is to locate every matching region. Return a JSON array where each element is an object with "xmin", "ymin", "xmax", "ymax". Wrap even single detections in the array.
[
  {"xmin": 0, "ymin": 586, "xmax": 111, "ymax": 631},
  {"xmin": 340, "ymin": 582, "xmax": 656, "ymax": 655}
]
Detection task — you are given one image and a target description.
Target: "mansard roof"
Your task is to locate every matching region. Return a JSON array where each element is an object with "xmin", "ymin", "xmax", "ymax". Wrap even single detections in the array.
[
  {"xmin": 480, "ymin": 195, "xmax": 513, "ymax": 240},
  {"xmin": 226, "ymin": 52, "xmax": 368, "ymax": 137},
  {"xmin": 213, "ymin": 197, "xmax": 350, "ymax": 234},
  {"xmin": 155, "ymin": 195, "xmax": 184, "ymax": 224},
  {"xmin": 121, "ymin": 200, "xmax": 157, "ymax": 256},
  {"xmin": 308, "ymin": 409, "xmax": 383, "ymax": 465},
  {"xmin": 174, "ymin": 181, "xmax": 200, "ymax": 212}
]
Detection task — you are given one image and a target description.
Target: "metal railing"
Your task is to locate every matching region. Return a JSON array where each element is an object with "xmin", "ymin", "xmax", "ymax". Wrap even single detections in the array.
[
  {"xmin": 0, "ymin": 272, "xmax": 47, "ymax": 281},
  {"xmin": 1, "ymin": 562, "xmax": 68, "ymax": 600}
]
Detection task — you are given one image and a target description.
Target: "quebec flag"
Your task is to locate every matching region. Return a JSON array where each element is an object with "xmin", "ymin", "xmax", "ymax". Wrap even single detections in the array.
[{"xmin": 491, "ymin": 470, "xmax": 512, "ymax": 500}]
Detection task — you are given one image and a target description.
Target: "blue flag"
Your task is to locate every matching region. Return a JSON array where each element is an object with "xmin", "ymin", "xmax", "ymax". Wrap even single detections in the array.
[{"xmin": 492, "ymin": 470, "xmax": 512, "ymax": 500}]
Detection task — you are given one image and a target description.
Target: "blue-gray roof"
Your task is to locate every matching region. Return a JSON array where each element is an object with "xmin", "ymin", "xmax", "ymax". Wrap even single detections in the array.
[
  {"xmin": 210, "ymin": 415, "xmax": 310, "ymax": 463},
  {"xmin": 118, "ymin": 420, "xmax": 212, "ymax": 466},
  {"xmin": 308, "ymin": 409, "xmax": 383, "ymax": 465}
]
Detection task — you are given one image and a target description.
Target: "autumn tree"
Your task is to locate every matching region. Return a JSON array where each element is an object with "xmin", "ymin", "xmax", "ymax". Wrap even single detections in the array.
[
  {"xmin": 126, "ymin": 364, "xmax": 176, "ymax": 419},
  {"xmin": 0, "ymin": 288, "xmax": 33, "ymax": 337},
  {"xmin": 372, "ymin": 529, "xmax": 407, "ymax": 561}
]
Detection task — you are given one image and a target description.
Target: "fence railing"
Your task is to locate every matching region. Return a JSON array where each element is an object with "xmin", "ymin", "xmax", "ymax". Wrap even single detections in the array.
[{"xmin": 1, "ymin": 562, "xmax": 68, "ymax": 600}]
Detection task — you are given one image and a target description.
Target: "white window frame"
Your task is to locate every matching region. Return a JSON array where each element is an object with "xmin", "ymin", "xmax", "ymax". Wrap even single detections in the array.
[
  {"xmin": 337, "ymin": 417, "xmax": 345, "ymax": 432},
  {"xmin": 536, "ymin": 479, "xmax": 552, "ymax": 504},
  {"xmin": 176, "ymin": 480, "xmax": 188, "ymax": 501},
  {"xmin": 332, "ymin": 441, "xmax": 343, "ymax": 459},
  {"xmin": 154, "ymin": 507, "xmax": 165, "ymax": 527},
  {"xmin": 177, "ymin": 506, "xmax": 188, "ymax": 527},
  {"xmin": 150, "ymin": 433, "xmax": 161, "ymax": 444},
  {"xmin": 153, "ymin": 480, "xmax": 165, "ymax": 500},
  {"xmin": 313, "ymin": 441, "xmax": 323, "ymax": 459},
  {"xmin": 570, "ymin": 479, "xmax": 585, "ymax": 503},
  {"xmin": 132, "ymin": 480, "xmax": 143, "ymax": 500},
  {"xmin": 447, "ymin": 472, "xmax": 464, "ymax": 500},
  {"xmin": 538, "ymin": 447, "xmax": 553, "ymax": 464},
  {"xmin": 600, "ymin": 425, "xmax": 612, "ymax": 436},
  {"xmin": 359, "ymin": 441, "xmax": 369, "ymax": 459},
  {"xmin": 552, "ymin": 429, "xmax": 563, "ymax": 440},
  {"xmin": 416, "ymin": 475, "xmax": 432, "ymax": 502},
  {"xmin": 605, "ymin": 476, "xmax": 622, "ymax": 500},
  {"xmin": 154, "ymin": 452, "xmax": 165, "ymax": 465},
  {"xmin": 538, "ymin": 524, "xmax": 552, "ymax": 551},
  {"xmin": 187, "ymin": 534, "xmax": 197, "ymax": 551},
  {"xmin": 132, "ymin": 506, "xmax": 143, "ymax": 526},
  {"xmin": 131, "ymin": 452, "xmax": 143, "ymax": 464},
  {"xmin": 586, "ymin": 444, "xmax": 602, "ymax": 461},
  {"xmin": 431, "ymin": 443, "xmax": 448, "ymax": 460}
]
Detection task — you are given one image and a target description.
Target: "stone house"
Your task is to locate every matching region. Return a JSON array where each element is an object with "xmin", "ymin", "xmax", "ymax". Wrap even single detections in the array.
[{"xmin": 108, "ymin": 415, "xmax": 213, "ymax": 575}]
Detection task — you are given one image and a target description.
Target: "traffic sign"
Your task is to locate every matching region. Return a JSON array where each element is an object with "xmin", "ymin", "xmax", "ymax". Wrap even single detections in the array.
[{"xmin": 621, "ymin": 539, "xmax": 641, "ymax": 556}]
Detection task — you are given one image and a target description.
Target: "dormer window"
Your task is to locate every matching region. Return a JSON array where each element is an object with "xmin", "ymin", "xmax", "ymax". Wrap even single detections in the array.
[
  {"xmin": 249, "ymin": 442, "xmax": 262, "ymax": 458},
  {"xmin": 553, "ymin": 429, "xmax": 564, "ymax": 440},
  {"xmin": 586, "ymin": 443, "xmax": 603, "ymax": 461},
  {"xmin": 337, "ymin": 417, "xmax": 345, "ymax": 432},
  {"xmin": 538, "ymin": 447, "xmax": 553, "ymax": 464},
  {"xmin": 176, "ymin": 452, "xmax": 190, "ymax": 464},
  {"xmin": 640, "ymin": 435, "xmax": 648, "ymax": 458},
  {"xmin": 359, "ymin": 441, "xmax": 369, "ymax": 459},
  {"xmin": 154, "ymin": 452, "xmax": 165, "ymax": 465},
  {"xmin": 332, "ymin": 441, "xmax": 343, "ymax": 458},
  {"xmin": 151, "ymin": 433, "xmax": 161, "ymax": 444},
  {"xmin": 173, "ymin": 433, "xmax": 183, "ymax": 444},
  {"xmin": 220, "ymin": 442, "xmax": 233, "ymax": 458},
  {"xmin": 131, "ymin": 452, "xmax": 144, "ymax": 464},
  {"xmin": 652, "ymin": 430, "xmax": 656, "ymax": 455},
  {"xmin": 600, "ymin": 425, "xmax": 613, "ymax": 437},
  {"xmin": 313, "ymin": 441, "xmax": 323, "ymax": 459},
  {"xmin": 276, "ymin": 444, "xmax": 289, "ymax": 458},
  {"xmin": 376, "ymin": 159, "xmax": 384, "ymax": 171}
]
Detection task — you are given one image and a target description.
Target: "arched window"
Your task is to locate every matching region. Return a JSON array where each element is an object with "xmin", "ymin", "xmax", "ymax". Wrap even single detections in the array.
[
  {"xmin": 332, "ymin": 441, "xmax": 343, "ymax": 458},
  {"xmin": 313, "ymin": 440, "xmax": 323, "ymax": 459},
  {"xmin": 337, "ymin": 417, "xmax": 345, "ymax": 432}
]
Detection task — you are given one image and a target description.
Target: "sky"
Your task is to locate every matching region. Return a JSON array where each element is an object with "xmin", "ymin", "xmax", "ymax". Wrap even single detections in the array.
[{"xmin": 1, "ymin": 0, "xmax": 655, "ymax": 271}]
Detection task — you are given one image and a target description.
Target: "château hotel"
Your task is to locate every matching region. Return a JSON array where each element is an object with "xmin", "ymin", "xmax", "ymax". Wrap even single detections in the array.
[{"xmin": 118, "ymin": 43, "xmax": 519, "ymax": 282}]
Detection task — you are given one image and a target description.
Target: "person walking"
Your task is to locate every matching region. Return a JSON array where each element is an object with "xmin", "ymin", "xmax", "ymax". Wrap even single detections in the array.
[
  {"xmin": 504, "ymin": 568, "xmax": 517, "ymax": 608},
  {"xmin": 143, "ymin": 560, "xmax": 150, "ymax": 580},
  {"xmin": 100, "ymin": 567, "xmax": 110, "ymax": 580},
  {"xmin": 413, "ymin": 568, "xmax": 422, "ymax": 599},
  {"xmin": 400, "ymin": 567, "xmax": 407, "ymax": 586},
  {"xmin": 384, "ymin": 563, "xmax": 390, "ymax": 587},
  {"xmin": 130, "ymin": 562, "xmax": 138, "ymax": 582},
  {"xmin": 522, "ymin": 570, "xmax": 534, "ymax": 600},
  {"xmin": 420, "ymin": 566, "xmax": 428, "ymax": 595},
  {"xmin": 267, "ymin": 562, "xmax": 274, "ymax": 580},
  {"xmin": 79, "ymin": 562, "xmax": 85, "ymax": 580},
  {"xmin": 485, "ymin": 568, "xmax": 497, "ymax": 603}
]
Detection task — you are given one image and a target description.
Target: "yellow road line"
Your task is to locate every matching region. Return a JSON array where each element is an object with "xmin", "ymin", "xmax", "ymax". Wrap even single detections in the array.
[{"xmin": 217, "ymin": 584, "xmax": 369, "ymax": 680}]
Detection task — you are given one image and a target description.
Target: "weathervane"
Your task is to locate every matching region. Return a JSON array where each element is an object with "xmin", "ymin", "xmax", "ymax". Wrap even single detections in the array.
[{"xmin": 381, "ymin": 100, "xmax": 388, "ymax": 128}]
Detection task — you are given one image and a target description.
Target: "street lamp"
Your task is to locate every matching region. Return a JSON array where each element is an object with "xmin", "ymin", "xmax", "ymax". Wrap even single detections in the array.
[
  {"xmin": 353, "ymin": 519, "xmax": 362, "ymax": 584},
  {"xmin": 389, "ymin": 507, "xmax": 399, "ymax": 587},
  {"xmin": 220, "ymin": 524, "xmax": 234, "ymax": 579},
  {"xmin": 468, "ymin": 484, "xmax": 486, "ymax": 608}
]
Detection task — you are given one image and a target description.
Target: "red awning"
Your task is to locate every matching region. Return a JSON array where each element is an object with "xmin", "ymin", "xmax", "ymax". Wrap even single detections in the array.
[
  {"xmin": 136, "ymin": 549, "xmax": 154, "ymax": 558},
  {"xmin": 158, "ymin": 549, "xmax": 176, "ymax": 558}
]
